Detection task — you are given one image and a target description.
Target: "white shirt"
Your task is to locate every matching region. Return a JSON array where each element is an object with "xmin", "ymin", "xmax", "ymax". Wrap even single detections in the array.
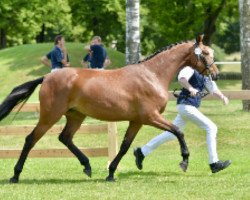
[{"xmin": 178, "ymin": 66, "xmax": 218, "ymax": 94}]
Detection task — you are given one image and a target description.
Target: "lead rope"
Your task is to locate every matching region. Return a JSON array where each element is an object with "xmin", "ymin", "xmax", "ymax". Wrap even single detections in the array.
[{"xmin": 173, "ymin": 88, "xmax": 209, "ymax": 99}]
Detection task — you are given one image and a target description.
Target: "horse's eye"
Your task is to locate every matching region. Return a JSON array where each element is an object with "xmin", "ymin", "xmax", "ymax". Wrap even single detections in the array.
[{"xmin": 202, "ymin": 51, "xmax": 209, "ymax": 55}]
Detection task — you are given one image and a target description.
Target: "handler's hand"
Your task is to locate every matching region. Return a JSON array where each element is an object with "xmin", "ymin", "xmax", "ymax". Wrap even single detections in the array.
[
  {"xmin": 188, "ymin": 87, "xmax": 198, "ymax": 96},
  {"xmin": 222, "ymin": 96, "xmax": 229, "ymax": 105}
]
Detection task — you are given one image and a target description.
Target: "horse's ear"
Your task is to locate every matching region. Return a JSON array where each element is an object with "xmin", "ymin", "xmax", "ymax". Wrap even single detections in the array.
[
  {"xmin": 194, "ymin": 34, "xmax": 204, "ymax": 59},
  {"xmin": 195, "ymin": 34, "xmax": 204, "ymax": 45}
]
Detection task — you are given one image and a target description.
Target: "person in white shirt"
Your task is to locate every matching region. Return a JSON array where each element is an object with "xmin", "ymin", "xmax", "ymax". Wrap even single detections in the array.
[{"xmin": 134, "ymin": 66, "xmax": 231, "ymax": 173}]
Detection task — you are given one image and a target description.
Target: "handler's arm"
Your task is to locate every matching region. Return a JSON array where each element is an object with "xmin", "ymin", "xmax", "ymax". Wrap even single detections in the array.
[
  {"xmin": 61, "ymin": 47, "xmax": 70, "ymax": 67},
  {"xmin": 179, "ymin": 77, "xmax": 198, "ymax": 96},
  {"xmin": 41, "ymin": 56, "xmax": 51, "ymax": 67},
  {"xmin": 178, "ymin": 66, "xmax": 198, "ymax": 96},
  {"xmin": 205, "ymin": 79, "xmax": 229, "ymax": 105}
]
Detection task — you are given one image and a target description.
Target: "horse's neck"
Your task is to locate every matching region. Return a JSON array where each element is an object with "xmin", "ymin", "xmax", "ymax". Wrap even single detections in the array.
[{"xmin": 142, "ymin": 43, "xmax": 193, "ymax": 89}]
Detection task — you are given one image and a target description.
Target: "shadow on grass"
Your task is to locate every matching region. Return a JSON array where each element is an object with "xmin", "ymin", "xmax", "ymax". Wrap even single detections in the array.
[
  {"xmin": 0, "ymin": 177, "xmax": 107, "ymax": 185},
  {"xmin": 0, "ymin": 170, "xmax": 210, "ymax": 185},
  {"xmin": 26, "ymin": 66, "xmax": 49, "ymax": 76},
  {"xmin": 118, "ymin": 170, "xmax": 181, "ymax": 179},
  {"xmin": 117, "ymin": 170, "xmax": 207, "ymax": 180}
]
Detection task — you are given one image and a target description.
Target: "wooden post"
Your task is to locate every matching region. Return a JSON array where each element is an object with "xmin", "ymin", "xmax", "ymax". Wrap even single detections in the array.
[{"xmin": 107, "ymin": 122, "xmax": 118, "ymax": 165}]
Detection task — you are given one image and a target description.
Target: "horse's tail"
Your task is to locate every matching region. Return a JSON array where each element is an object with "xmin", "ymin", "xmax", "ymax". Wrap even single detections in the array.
[{"xmin": 0, "ymin": 77, "xmax": 44, "ymax": 121}]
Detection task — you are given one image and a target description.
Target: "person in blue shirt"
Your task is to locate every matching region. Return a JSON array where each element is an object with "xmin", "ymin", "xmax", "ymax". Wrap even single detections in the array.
[
  {"xmin": 82, "ymin": 48, "xmax": 92, "ymax": 68},
  {"xmin": 134, "ymin": 66, "xmax": 232, "ymax": 174},
  {"xmin": 82, "ymin": 36, "xmax": 111, "ymax": 69},
  {"xmin": 41, "ymin": 35, "xmax": 70, "ymax": 72}
]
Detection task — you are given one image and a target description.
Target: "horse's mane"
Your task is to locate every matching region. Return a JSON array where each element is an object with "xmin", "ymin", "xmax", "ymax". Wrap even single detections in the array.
[{"xmin": 137, "ymin": 40, "xmax": 193, "ymax": 64}]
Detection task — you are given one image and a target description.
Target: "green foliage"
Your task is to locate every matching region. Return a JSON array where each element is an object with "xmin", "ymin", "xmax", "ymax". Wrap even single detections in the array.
[
  {"xmin": 37, "ymin": 0, "xmax": 72, "ymax": 42},
  {"xmin": 140, "ymin": 0, "xmax": 203, "ymax": 54},
  {"xmin": 214, "ymin": 20, "xmax": 240, "ymax": 54},
  {"xmin": 68, "ymin": 0, "xmax": 125, "ymax": 51},
  {"xmin": 211, "ymin": 44, "xmax": 225, "ymax": 61},
  {"xmin": 212, "ymin": 0, "xmax": 239, "ymax": 53},
  {"xmin": 0, "ymin": 0, "xmax": 240, "ymax": 55},
  {"xmin": 0, "ymin": 0, "xmax": 72, "ymax": 46},
  {"xmin": 140, "ymin": 0, "xmax": 239, "ymax": 54}
]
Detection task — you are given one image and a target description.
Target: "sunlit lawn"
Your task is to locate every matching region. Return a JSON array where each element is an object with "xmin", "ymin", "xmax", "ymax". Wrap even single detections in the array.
[{"xmin": 0, "ymin": 100, "xmax": 249, "ymax": 200}]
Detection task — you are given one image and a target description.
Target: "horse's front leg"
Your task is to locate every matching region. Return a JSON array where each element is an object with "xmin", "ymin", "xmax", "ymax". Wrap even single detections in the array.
[
  {"xmin": 148, "ymin": 113, "xmax": 189, "ymax": 172},
  {"xmin": 10, "ymin": 123, "xmax": 52, "ymax": 183},
  {"xmin": 106, "ymin": 121, "xmax": 142, "ymax": 182}
]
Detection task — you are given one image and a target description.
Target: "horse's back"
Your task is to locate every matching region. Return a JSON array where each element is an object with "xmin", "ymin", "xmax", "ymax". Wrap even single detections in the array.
[
  {"xmin": 39, "ymin": 68, "xmax": 131, "ymax": 120},
  {"xmin": 40, "ymin": 67, "xmax": 168, "ymax": 122}
]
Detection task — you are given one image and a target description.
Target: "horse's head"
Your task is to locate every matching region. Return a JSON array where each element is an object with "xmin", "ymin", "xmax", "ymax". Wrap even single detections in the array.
[{"xmin": 189, "ymin": 35, "xmax": 219, "ymax": 80}]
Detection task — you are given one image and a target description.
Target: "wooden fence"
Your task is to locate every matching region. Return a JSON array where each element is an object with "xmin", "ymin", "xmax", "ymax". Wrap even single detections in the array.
[
  {"xmin": 0, "ymin": 103, "xmax": 118, "ymax": 164},
  {"xmin": 169, "ymin": 90, "xmax": 250, "ymax": 100}
]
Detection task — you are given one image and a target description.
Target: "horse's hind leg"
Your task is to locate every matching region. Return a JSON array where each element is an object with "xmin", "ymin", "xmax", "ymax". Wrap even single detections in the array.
[
  {"xmin": 148, "ymin": 113, "xmax": 189, "ymax": 172},
  {"xmin": 58, "ymin": 111, "xmax": 92, "ymax": 177},
  {"xmin": 9, "ymin": 121, "xmax": 56, "ymax": 183}
]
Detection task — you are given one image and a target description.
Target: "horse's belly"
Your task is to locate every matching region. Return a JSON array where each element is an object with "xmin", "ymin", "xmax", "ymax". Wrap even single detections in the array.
[{"xmin": 75, "ymin": 101, "xmax": 136, "ymax": 121}]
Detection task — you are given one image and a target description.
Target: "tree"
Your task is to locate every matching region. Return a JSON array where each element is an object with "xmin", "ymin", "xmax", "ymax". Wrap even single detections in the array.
[
  {"xmin": 202, "ymin": 0, "xmax": 226, "ymax": 45},
  {"xmin": 35, "ymin": 0, "xmax": 72, "ymax": 43},
  {"xmin": 68, "ymin": 0, "xmax": 125, "ymax": 50},
  {"xmin": 126, "ymin": 0, "xmax": 140, "ymax": 64},
  {"xmin": 140, "ymin": 0, "xmax": 207, "ymax": 54},
  {"xmin": 0, "ymin": 0, "xmax": 72, "ymax": 48},
  {"xmin": 0, "ymin": 0, "xmax": 240, "ymax": 56},
  {"xmin": 210, "ymin": 0, "xmax": 239, "ymax": 53},
  {"xmin": 140, "ymin": 0, "xmax": 238, "ymax": 55},
  {"xmin": 0, "ymin": 0, "xmax": 31, "ymax": 48},
  {"xmin": 239, "ymin": 0, "xmax": 250, "ymax": 111},
  {"xmin": 214, "ymin": 20, "xmax": 240, "ymax": 54}
]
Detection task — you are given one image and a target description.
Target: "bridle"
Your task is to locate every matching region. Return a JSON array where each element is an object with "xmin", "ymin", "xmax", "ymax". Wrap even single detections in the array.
[{"xmin": 194, "ymin": 44, "xmax": 216, "ymax": 80}]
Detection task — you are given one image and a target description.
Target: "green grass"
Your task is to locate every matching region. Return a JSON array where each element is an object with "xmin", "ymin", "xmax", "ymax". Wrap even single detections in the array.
[
  {"xmin": 219, "ymin": 52, "xmax": 241, "ymax": 73},
  {"xmin": 0, "ymin": 46, "xmax": 249, "ymax": 199},
  {"xmin": 0, "ymin": 101, "xmax": 250, "ymax": 200},
  {"xmin": 0, "ymin": 43, "xmax": 125, "ymax": 101}
]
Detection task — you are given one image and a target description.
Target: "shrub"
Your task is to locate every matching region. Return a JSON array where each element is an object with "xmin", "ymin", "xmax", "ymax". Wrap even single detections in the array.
[{"xmin": 211, "ymin": 44, "xmax": 226, "ymax": 61}]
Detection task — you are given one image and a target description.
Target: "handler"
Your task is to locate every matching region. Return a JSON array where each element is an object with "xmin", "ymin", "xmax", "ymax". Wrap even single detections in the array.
[
  {"xmin": 82, "ymin": 36, "xmax": 110, "ymax": 69},
  {"xmin": 41, "ymin": 35, "xmax": 70, "ymax": 72},
  {"xmin": 134, "ymin": 66, "xmax": 231, "ymax": 173}
]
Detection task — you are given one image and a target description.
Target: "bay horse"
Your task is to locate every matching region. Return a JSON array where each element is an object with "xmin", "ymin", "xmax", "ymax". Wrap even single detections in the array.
[{"xmin": 0, "ymin": 35, "xmax": 218, "ymax": 183}]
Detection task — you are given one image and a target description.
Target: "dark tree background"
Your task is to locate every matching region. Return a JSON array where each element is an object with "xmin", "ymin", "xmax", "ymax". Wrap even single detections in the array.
[{"xmin": 0, "ymin": 0, "xmax": 239, "ymax": 55}]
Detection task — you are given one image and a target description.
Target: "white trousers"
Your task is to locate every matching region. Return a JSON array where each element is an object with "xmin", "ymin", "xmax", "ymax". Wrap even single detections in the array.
[{"xmin": 141, "ymin": 104, "xmax": 219, "ymax": 164}]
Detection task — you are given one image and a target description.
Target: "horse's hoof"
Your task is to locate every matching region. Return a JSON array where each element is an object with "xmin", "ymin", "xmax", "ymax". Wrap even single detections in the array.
[
  {"xmin": 105, "ymin": 176, "xmax": 115, "ymax": 182},
  {"xmin": 83, "ymin": 168, "xmax": 92, "ymax": 178},
  {"xmin": 179, "ymin": 161, "xmax": 188, "ymax": 172},
  {"xmin": 9, "ymin": 177, "xmax": 19, "ymax": 184}
]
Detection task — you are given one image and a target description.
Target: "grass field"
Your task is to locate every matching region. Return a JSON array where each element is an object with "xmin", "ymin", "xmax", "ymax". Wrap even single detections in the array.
[
  {"xmin": 0, "ymin": 43, "xmax": 125, "ymax": 100},
  {"xmin": 0, "ymin": 45, "xmax": 249, "ymax": 199},
  {"xmin": 0, "ymin": 101, "xmax": 249, "ymax": 200},
  {"xmin": 219, "ymin": 52, "xmax": 241, "ymax": 73}
]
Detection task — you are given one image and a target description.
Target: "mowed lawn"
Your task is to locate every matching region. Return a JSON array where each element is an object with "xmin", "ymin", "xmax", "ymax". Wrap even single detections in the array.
[
  {"xmin": 0, "ymin": 100, "xmax": 249, "ymax": 200},
  {"xmin": 0, "ymin": 45, "xmax": 249, "ymax": 199}
]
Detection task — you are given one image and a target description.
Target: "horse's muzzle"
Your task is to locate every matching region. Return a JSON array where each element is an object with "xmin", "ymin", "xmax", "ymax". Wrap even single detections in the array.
[{"xmin": 211, "ymin": 72, "xmax": 219, "ymax": 81}]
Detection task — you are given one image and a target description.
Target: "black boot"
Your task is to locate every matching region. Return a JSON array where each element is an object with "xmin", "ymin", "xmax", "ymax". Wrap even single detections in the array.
[
  {"xmin": 134, "ymin": 148, "xmax": 145, "ymax": 170},
  {"xmin": 210, "ymin": 160, "xmax": 231, "ymax": 173}
]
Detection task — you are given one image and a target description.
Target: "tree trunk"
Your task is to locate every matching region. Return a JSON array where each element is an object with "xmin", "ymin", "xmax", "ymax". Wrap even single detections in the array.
[
  {"xmin": 0, "ymin": 29, "xmax": 7, "ymax": 49},
  {"xmin": 126, "ymin": 0, "xmax": 140, "ymax": 65},
  {"xmin": 239, "ymin": 0, "xmax": 250, "ymax": 111},
  {"xmin": 203, "ymin": 0, "xmax": 226, "ymax": 45},
  {"xmin": 36, "ymin": 24, "xmax": 46, "ymax": 43}
]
